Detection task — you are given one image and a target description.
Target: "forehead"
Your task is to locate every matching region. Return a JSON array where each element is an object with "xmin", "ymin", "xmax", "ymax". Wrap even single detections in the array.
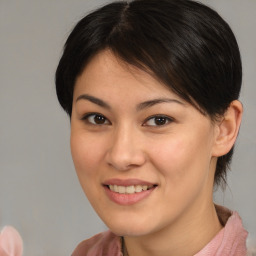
[{"xmin": 74, "ymin": 50, "xmax": 182, "ymax": 101}]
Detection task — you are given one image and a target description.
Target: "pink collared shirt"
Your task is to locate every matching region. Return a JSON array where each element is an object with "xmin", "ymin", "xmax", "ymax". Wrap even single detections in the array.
[
  {"xmin": 72, "ymin": 206, "xmax": 248, "ymax": 256},
  {"xmin": 194, "ymin": 210, "xmax": 248, "ymax": 256}
]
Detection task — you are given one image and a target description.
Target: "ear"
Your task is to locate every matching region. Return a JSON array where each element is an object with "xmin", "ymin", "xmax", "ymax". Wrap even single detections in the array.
[{"xmin": 212, "ymin": 100, "xmax": 243, "ymax": 157}]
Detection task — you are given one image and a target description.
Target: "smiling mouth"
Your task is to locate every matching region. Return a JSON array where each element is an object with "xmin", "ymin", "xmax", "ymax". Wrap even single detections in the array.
[
  {"xmin": 103, "ymin": 182, "xmax": 157, "ymax": 205},
  {"xmin": 107, "ymin": 184, "xmax": 156, "ymax": 194}
]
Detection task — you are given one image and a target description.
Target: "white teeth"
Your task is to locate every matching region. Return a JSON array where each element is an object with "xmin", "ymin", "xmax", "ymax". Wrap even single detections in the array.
[
  {"xmin": 108, "ymin": 185, "xmax": 153, "ymax": 194},
  {"xmin": 135, "ymin": 185, "xmax": 143, "ymax": 193},
  {"xmin": 126, "ymin": 186, "xmax": 135, "ymax": 194},
  {"xmin": 118, "ymin": 186, "xmax": 126, "ymax": 194},
  {"xmin": 142, "ymin": 185, "xmax": 148, "ymax": 191}
]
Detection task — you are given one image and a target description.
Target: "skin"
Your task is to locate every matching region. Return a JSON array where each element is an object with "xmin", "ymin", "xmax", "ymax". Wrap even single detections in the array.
[{"xmin": 70, "ymin": 50, "xmax": 242, "ymax": 256}]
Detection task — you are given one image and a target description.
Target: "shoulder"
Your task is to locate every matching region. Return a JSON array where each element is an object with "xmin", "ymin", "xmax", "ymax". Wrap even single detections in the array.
[{"xmin": 72, "ymin": 230, "xmax": 122, "ymax": 256}]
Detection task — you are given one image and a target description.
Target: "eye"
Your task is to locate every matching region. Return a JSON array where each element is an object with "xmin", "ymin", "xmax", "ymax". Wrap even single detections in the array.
[
  {"xmin": 82, "ymin": 113, "xmax": 110, "ymax": 125},
  {"xmin": 143, "ymin": 115, "xmax": 173, "ymax": 127}
]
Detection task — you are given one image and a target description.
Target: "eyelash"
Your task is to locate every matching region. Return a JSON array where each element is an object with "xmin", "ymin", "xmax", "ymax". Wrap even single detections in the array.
[
  {"xmin": 143, "ymin": 115, "xmax": 174, "ymax": 127},
  {"xmin": 81, "ymin": 113, "xmax": 111, "ymax": 125},
  {"xmin": 81, "ymin": 113, "xmax": 174, "ymax": 127}
]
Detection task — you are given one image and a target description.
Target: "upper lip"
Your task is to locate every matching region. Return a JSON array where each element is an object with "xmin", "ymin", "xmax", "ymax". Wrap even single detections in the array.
[{"xmin": 103, "ymin": 178, "xmax": 157, "ymax": 187}]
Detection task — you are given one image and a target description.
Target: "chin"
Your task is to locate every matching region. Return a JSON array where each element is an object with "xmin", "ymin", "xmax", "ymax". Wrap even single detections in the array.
[
  {"xmin": 109, "ymin": 225, "xmax": 151, "ymax": 237},
  {"xmin": 102, "ymin": 216, "xmax": 155, "ymax": 237}
]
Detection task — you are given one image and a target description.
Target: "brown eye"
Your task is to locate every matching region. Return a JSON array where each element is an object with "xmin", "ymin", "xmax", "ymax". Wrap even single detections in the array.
[
  {"xmin": 154, "ymin": 117, "xmax": 168, "ymax": 125},
  {"xmin": 84, "ymin": 113, "xmax": 110, "ymax": 125},
  {"xmin": 93, "ymin": 115, "xmax": 106, "ymax": 124},
  {"xmin": 144, "ymin": 115, "xmax": 173, "ymax": 126}
]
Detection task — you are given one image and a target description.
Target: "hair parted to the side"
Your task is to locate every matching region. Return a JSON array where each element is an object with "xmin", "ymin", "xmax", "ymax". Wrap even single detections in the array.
[{"xmin": 55, "ymin": 0, "xmax": 242, "ymax": 187}]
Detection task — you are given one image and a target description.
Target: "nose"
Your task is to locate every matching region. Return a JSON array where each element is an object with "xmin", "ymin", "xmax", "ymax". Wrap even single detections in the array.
[{"xmin": 106, "ymin": 125, "xmax": 146, "ymax": 171}]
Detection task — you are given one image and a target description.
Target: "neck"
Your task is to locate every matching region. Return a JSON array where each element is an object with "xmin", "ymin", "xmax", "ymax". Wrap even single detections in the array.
[{"xmin": 123, "ymin": 202, "xmax": 222, "ymax": 256}]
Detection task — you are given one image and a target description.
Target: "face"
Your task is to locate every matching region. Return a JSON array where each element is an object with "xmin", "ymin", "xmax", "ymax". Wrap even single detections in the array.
[{"xmin": 71, "ymin": 50, "xmax": 219, "ymax": 237}]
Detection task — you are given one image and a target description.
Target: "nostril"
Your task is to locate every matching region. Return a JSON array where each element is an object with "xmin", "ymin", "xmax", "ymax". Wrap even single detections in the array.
[{"xmin": 106, "ymin": 150, "xmax": 146, "ymax": 171}]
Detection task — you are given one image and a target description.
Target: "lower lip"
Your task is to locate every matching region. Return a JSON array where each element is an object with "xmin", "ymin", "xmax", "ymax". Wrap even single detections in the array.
[{"xmin": 104, "ymin": 186, "xmax": 156, "ymax": 205}]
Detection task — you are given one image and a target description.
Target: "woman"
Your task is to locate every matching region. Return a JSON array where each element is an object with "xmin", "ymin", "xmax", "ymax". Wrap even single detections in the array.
[{"xmin": 55, "ymin": 0, "xmax": 248, "ymax": 255}]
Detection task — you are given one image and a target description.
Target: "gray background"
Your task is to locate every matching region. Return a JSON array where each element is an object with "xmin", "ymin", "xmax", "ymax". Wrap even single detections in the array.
[{"xmin": 0, "ymin": 0, "xmax": 255, "ymax": 255}]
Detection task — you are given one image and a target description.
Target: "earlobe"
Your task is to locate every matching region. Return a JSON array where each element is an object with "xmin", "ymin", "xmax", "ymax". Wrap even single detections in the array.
[{"xmin": 212, "ymin": 100, "xmax": 243, "ymax": 157}]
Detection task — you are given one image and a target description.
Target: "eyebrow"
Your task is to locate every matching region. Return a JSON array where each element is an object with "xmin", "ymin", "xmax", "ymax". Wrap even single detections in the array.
[
  {"xmin": 136, "ymin": 98, "xmax": 184, "ymax": 111},
  {"xmin": 76, "ymin": 94, "xmax": 184, "ymax": 111},
  {"xmin": 76, "ymin": 94, "xmax": 111, "ymax": 109}
]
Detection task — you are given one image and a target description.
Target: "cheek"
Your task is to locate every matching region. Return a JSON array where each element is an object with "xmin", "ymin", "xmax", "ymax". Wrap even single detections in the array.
[
  {"xmin": 149, "ymin": 132, "xmax": 213, "ymax": 184},
  {"xmin": 70, "ymin": 133, "xmax": 104, "ymax": 177},
  {"xmin": 150, "ymin": 137, "xmax": 190, "ymax": 171},
  {"xmin": 70, "ymin": 133, "xmax": 107, "ymax": 206},
  {"xmin": 148, "ymin": 134, "xmax": 215, "ymax": 218}
]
